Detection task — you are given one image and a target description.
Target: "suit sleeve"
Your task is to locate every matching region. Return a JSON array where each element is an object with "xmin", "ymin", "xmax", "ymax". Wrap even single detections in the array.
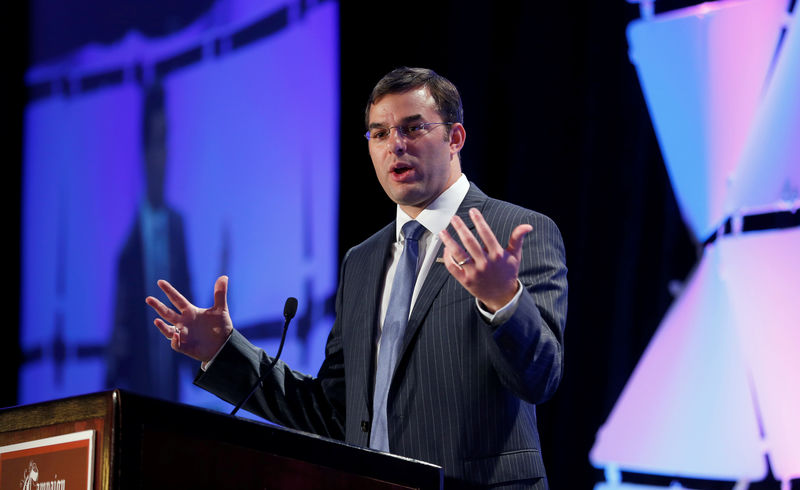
[
  {"xmin": 193, "ymin": 254, "xmax": 350, "ymax": 440},
  {"xmin": 484, "ymin": 211, "xmax": 568, "ymax": 405}
]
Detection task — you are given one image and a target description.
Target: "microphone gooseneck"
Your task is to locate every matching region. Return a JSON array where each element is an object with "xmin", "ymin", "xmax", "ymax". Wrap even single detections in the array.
[{"xmin": 230, "ymin": 297, "xmax": 298, "ymax": 416}]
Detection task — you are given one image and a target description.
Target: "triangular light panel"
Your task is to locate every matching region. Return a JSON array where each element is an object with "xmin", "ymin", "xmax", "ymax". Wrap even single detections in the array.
[
  {"xmin": 590, "ymin": 247, "xmax": 765, "ymax": 480},
  {"xmin": 627, "ymin": 0, "xmax": 786, "ymax": 240},
  {"xmin": 726, "ymin": 10, "xmax": 800, "ymax": 214}
]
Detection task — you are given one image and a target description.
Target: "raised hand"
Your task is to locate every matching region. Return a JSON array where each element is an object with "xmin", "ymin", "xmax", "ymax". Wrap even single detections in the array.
[
  {"xmin": 145, "ymin": 275, "xmax": 234, "ymax": 362},
  {"xmin": 439, "ymin": 208, "xmax": 532, "ymax": 313}
]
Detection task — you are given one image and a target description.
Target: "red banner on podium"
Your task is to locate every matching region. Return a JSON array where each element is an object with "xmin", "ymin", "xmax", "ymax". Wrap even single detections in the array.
[{"xmin": 0, "ymin": 430, "xmax": 94, "ymax": 490}]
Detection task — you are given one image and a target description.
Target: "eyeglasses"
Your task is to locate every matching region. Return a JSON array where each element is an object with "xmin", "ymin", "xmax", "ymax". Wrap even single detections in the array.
[{"xmin": 364, "ymin": 121, "xmax": 454, "ymax": 142}]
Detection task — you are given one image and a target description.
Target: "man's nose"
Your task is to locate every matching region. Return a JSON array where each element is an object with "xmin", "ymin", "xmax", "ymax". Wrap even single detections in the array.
[{"xmin": 389, "ymin": 127, "xmax": 407, "ymax": 155}]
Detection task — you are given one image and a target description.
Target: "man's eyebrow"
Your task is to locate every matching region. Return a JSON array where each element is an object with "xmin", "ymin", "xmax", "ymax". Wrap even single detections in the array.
[
  {"xmin": 368, "ymin": 114, "xmax": 424, "ymax": 129},
  {"xmin": 400, "ymin": 114, "xmax": 423, "ymax": 124}
]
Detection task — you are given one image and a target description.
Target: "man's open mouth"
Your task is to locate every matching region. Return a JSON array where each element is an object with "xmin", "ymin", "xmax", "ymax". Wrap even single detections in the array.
[{"xmin": 392, "ymin": 163, "xmax": 412, "ymax": 174}]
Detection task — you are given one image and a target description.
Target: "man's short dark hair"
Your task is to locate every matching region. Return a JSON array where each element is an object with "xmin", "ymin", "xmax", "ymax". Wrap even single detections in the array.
[{"xmin": 365, "ymin": 67, "xmax": 464, "ymax": 128}]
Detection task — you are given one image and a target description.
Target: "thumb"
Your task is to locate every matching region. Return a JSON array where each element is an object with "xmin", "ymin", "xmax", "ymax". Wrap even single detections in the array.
[
  {"xmin": 213, "ymin": 275, "xmax": 229, "ymax": 310},
  {"xmin": 507, "ymin": 224, "xmax": 533, "ymax": 254}
]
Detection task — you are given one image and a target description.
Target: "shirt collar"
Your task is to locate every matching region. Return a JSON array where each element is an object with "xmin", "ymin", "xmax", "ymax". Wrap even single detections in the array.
[
  {"xmin": 395, "ymin": 174, "xmax": 470, "ymax": 240},
  {"xmin": 139, "ymin": 199, "xmax": 169, "ymax": 225}
]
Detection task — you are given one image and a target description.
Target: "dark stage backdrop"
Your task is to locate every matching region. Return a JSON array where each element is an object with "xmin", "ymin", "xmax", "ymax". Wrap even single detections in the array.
[
  {"xmin": 338, "ymin": 2, "xmax": 697, "ymax": 488},
  {"xmin": 4, "ymin": 1, "xmax": 701, "ymax": 488}
]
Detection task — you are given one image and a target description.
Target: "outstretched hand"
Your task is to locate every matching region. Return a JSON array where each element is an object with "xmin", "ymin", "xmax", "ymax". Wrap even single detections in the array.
[
  {"xmin": 439, "ymin": 208, "xmax": 532, "ymax": 313},
  {"xmin": 145, "ymin": 275, "xmax": 234, "ymax": 362}
]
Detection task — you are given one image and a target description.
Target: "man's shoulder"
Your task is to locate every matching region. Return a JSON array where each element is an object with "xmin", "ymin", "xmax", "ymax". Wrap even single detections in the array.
[
  {"xmin": 473, "ymin": 187, "xmax": 559, "ymax": 231},
  {"xmin": 342, "ymin": 221, "xmax": 395, "ymax": 263}
]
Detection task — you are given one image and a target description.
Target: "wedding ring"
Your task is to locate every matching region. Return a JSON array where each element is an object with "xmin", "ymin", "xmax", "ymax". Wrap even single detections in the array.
[{"xmin": 450, "ymin": 254, "xmax": 472, "ymax": 270}]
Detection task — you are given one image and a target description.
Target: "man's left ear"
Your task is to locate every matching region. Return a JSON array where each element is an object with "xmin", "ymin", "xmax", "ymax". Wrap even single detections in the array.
[{"xmin": 449, "ymin": 123, "xmax": 466, "ymax": 153}]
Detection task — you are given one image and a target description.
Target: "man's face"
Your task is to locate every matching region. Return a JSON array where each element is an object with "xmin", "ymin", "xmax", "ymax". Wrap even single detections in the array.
[
  {"xmin": 144, "ymin": 109, "xmax": 167, "ymax": 207},
  {"xmin": 367, "ymin": 87, "xmax": 465, "ymax": 218}
]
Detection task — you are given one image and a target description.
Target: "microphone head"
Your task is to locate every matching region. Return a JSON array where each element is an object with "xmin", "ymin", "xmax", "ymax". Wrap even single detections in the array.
[{"xmin": 284, "ymin": 297, "xmax": 298, "ymax": 320}]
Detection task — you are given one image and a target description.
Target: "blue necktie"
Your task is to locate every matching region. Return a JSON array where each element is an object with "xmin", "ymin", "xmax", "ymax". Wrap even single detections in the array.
[{"xmin": 370, "ymin": 220, "xmax": 425, "ymax": 451}]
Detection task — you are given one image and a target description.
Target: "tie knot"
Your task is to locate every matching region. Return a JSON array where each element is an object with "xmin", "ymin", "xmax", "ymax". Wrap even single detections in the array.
[{"xmin": 401, "ymin": 220, "xmax": 425, "ymax": 243}]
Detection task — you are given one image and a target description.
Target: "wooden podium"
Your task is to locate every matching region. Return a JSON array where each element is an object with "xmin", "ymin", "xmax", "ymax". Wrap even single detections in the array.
[{"xmin": 0, "ymin": 390, "xmax": 442, "ymax": 489}]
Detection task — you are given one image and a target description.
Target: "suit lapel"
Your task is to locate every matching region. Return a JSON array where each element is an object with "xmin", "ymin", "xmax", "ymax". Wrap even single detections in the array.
[
  {"xmin": 351, "ymin": 222, "xmax": 396, "ymax": 407},
  {"xmin": 397, "ymin": 184, "xmax": 489, "ymax": 364}
]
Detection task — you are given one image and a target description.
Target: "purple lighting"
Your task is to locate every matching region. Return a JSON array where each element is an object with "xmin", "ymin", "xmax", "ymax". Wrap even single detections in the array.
[{"xmin": 20, "ymin": 1, "xmax": 340, "ymax": 414}]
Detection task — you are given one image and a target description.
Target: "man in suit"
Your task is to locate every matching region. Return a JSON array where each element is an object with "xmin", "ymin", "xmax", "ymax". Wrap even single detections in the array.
[
  {"xmin": 145, "ymin": 67, "xmax": 567, "ymax": 488},
  {"xmin": 107, "ymin": 82, "xmax": 192, "ymax": 402}
]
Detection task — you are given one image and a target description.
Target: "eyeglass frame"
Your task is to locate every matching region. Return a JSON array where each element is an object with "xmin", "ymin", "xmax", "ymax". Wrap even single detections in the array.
[{"xmin": 364, "ymin": 121, "xmax": 455, "ymax": 141}]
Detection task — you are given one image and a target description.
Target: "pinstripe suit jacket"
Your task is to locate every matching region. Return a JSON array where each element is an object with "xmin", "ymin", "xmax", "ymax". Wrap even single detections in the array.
[{"xmin": 195, "ymin": 184, "xmax": 568, "ymax": 488}]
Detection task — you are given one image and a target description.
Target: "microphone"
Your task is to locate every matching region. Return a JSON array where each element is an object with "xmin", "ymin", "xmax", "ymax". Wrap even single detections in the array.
[{"xmin": 230, "ymin": 297, "xmax": 298, "ymax": 416}]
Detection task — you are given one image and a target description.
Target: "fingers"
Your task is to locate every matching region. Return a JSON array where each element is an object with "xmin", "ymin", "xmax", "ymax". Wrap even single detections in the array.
[
  {"xmin": 153, "ymin": 317, "xmax": 175, "ymax": 338},
  {"xmin": 508, "ymin": 224, "xmax": 533, "ymax": 255},
  {"xmin": 449, "ymin": 215, "xmax": 485, "ymax": 265},
  {"xmin": 213, "ymin": 275, "xmax": 229, "ymax": 310},
  {"xmin": 449, "ymin": 208, "xmax": 532, "ymax": 258},
  {"xmin": 439, "ymin": 229, "xmax": 468, "ymax": 275},
  {"xmin": 154, "ymin": 318, "xmax": 182, "ymax": 350},
  {"xmin": 468, "ymin": 208, "xmax": 504, "ymax": 257},
  {"xmin": 146, "ymin": 296, "xmax": 182, "ymax": 325},
  {"xmin": 157, "ymin": 279, "xmax": 192, "ymax": 312},
  {"xmin": 171, "ymin": 328, "xmax": 181, "ymax": 350}
]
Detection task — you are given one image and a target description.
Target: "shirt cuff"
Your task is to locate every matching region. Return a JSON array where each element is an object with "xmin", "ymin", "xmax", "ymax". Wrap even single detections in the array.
[
  {"xmin": 200, "ymin": 333, "xmax": 233, "ymax": 371},
  {"xmin": 476, "ymin": 279, "xmax": 524, "ymax": 326}
]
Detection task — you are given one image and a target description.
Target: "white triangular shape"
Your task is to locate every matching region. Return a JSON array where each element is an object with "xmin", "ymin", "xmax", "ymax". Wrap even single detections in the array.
[
  {"xmin": 627, "ymin": 0, "xmax": 786, "ymax": 239},
  {"xmin": 590, "ymin": 246, "xmax": 766, "ymax": 480},
  {"xmin": 727, "ymin": 11, "xmax": 800, "ymax": 215},
  {"xmin": 721, "ymin": 228, "xmax": 800, "ymax": 481}
]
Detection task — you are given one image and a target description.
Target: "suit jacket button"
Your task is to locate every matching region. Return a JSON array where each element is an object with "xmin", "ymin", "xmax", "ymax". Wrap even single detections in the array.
[{"xmin": 360, "ymin": 420, "xmax": 370, "ymax": 432}]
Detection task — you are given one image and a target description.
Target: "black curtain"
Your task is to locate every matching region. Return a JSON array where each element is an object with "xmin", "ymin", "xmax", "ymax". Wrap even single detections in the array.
[
  {"xmin": 3, "ymin": 3, "xmax": 27, "ymax": 411},
  {"xmin": 339, "ymin": 2, "xmax": 697, "ymax": 488}
]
